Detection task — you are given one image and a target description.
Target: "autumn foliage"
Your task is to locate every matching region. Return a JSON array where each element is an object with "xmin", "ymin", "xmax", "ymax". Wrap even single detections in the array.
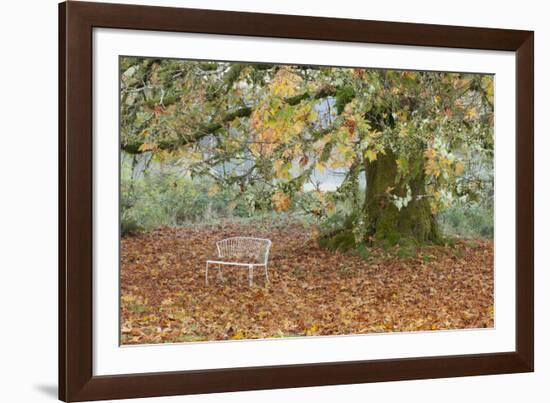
[
  {"xmin": 120, "ymin": 57, "xmax": 494, "ymax": 247},
  {"xmin": 119, "ymin": 57, "xmax": 495, "ymax": 344}
]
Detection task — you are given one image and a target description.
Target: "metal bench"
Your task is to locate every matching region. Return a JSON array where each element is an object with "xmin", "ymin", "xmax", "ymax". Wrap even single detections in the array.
[{"xmin": 205, "ymin": 237, "xmax": 272, "ymax": 286}]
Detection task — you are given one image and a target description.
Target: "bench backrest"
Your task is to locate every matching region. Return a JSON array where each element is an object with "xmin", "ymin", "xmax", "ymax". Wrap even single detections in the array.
[{"xmin": 216, "ymin": 237, "xmax": 272, "ymax": 265}]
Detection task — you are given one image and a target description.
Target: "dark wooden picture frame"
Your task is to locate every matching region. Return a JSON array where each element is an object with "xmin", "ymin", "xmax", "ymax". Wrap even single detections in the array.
[{"xmin": 59, "ymin": 1, "xmax": 534, "ymax": 401}]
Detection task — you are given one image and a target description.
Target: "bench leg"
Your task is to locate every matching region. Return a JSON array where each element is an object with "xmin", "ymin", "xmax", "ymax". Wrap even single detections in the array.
[
  {"xmin": 217, "ymin": 264, "xmax": 224, "ymax": 281},
  {"xmin": 205, "ymin": 262, "xmax": 209, "ymax": 286},
  {"xmin": 248, "ymin": 265, "xmax": 253, "ymax": 287},
  {"xmin": 264, "ymin": 264, "xmax": 269, "ymax": 283}
]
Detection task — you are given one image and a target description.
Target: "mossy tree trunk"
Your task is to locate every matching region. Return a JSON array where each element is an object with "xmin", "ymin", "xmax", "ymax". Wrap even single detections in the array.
[
  {"xmin": 365, "ymin": 150, "xmax": 441, "ymax": 247},
  {"xmin": 320, "ymin": 150, "xmax": 441, "ymax": 251}
]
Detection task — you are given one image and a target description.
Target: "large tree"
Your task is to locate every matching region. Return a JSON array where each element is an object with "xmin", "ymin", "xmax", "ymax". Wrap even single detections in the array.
[{"xmin": 120, "ymin": 57, "xmax": 493, "ymax": 249}]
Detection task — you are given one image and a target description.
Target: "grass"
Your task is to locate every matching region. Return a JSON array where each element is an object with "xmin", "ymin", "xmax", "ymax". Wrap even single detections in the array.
[{"xmin": 356, "ymin": 243, "xmax": 372, "ymax": 260}]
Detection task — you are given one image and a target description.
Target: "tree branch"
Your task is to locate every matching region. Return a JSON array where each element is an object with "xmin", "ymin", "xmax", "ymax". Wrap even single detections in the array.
[{"xmin": 122, "ymin": 86, "xmax": 338, "ymax": 154}]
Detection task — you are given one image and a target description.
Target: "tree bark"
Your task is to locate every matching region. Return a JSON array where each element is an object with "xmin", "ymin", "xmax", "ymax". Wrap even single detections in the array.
[
  {"xmin": 365, "ymin": 150, "xmax": 441, "ymax": 247},
  {"xmin": 320, "ymin": 149, "xmax": 441, "ymax": 251}
]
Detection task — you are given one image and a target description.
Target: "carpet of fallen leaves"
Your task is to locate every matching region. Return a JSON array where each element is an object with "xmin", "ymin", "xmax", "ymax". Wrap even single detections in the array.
[{"xmin": 120, "ymin": 218, "xmax": 494, "ymax": 345}]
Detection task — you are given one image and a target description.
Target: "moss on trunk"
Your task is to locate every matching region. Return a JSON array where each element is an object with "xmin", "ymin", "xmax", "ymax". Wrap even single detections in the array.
[
  {"xmin": 320, "ymin": 149, "xmax": 441, "ymax": 251},
  {"xmin": 365, "ymin": 150, "xmax": 441, "ymax": 247}
]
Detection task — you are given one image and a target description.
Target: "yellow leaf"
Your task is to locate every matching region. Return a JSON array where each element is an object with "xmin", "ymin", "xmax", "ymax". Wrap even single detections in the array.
[
  {"xmin": 208, "ymin": 184, "xmax": 220, "ymax": 196},
  {"xmin": 465, "ymin": 107, "xmax": 477, "ymax": 120},
  {"xmin": 231, "ymin": 330, "xmax": 245, "ymax": 340},
  {"xmin": 282, "ymin": 148, "xmax": 294, "ymax": 158},
  {"xmin": 424, "ymin": 148, "xmax": 437, "ymax": 159},
  {"xmin": 307, "ymin": 111, "xmax": 318, "ymax": 123},
  {"xmin": 272, "ymin": 192, "xmax": 291, "ymax": 212},
  {"xmin": 455, "ymin": 161, "xmax": 465, "ymax": 175},
  {"xmin": 425, "ymin": 160, "xmax": 440, "ymax": 178},
  {"xmin": 369, "ymin": 129, "xmax": 381, "ymax": 138},
  {"xmin": 397, "ymin": 111, "xmax": 408, "ymax": 122},
  {"xmin": 274, "ymin": 160, "xmax": 292, "ymax": 180},
  {"xmin": 138, "ymin": 142, "xmax": 157, "ymax": 152},
  {"xmin": 403, "ymin": 71, "xmax": 417, "ymax": 80},
  {"xmin": 269, "ymin": 68, "xmax": 302, "ymax": 97},
  {"xmin": 161, "ymin": 298, "xmax": 173, "ymax": 306},
  {"xmin": 315, "ymin": 161, "xmax": 326, "ymax": 173},
  {"xmin": 440, "ymin": 157, "xmax": 452, "ymax": 168},
  {"xmin": 329, "ymin": 158, "xmax": 345, "ymax": 169},
  {"xmin": 190, "ymin": 152, "xmax": 202, "ymax": 162},
  {"xmin": 365, "ymin": 149, "xmax": 377, "ymax": 162},
  {"xmin": 274, "ymin": 159, "xmax": 284, "ymax": 172},
  {"xmin": 306, "ymin": 323, "xmax": 318, "ymax": 335},
  {"xmin": 292, "ymin": 121, "xmax": 305, "ymax": 134},
  {"xmin": 121, "ymin": 295, "xmax": 136, "ymax": 303},
  {"xmin": 336, "ymin": 143, "xmax": 351, "ymax": 156}
]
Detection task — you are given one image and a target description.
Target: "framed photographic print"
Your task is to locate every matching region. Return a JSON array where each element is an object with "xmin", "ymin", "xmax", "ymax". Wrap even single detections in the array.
[{"xmin": 59, "ymin": 1, "xmax": 534, "ymax": 401}]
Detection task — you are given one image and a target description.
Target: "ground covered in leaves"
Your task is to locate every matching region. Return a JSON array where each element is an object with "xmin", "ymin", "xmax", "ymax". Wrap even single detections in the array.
[{"xmin": 120, "ymin": 218, "xmax": 494, "ymax": 345}]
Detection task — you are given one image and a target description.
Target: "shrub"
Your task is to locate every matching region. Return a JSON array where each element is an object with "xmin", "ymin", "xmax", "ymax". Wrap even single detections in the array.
[
  {"xmin": 437, "ymin": 203, "xmax": 493, "ymax": 239},
  {"xmin": 120, "ymin": 214, "xmax": 143, "ymax": 236},
  {"xmin": 120, "ymin": 160, "xmax": 269, "ymax": 233}
]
